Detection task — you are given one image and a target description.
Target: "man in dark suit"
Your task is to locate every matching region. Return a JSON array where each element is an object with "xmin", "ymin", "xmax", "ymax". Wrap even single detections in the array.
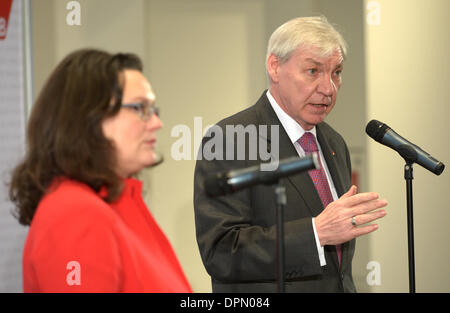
[{"xmin": 193, "ymin": 16, "xmax": 387, "ymax": 292}]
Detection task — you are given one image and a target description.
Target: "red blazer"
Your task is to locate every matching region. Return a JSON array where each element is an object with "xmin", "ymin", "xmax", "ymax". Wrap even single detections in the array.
[{"xmin": 23, "ymin": 178, "xmax": 192, "ymax": 292}]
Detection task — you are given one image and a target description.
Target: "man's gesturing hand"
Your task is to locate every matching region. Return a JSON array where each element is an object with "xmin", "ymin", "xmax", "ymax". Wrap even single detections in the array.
[{"xmin": 314, "ymin": 185, "xmax": 387, "ymax": 246}]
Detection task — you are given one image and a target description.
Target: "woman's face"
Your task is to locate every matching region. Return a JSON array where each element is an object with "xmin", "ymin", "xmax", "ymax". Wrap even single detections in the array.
[{"xmin": 102, "ymin": 69, "xmax": 162, "ymax": 178}]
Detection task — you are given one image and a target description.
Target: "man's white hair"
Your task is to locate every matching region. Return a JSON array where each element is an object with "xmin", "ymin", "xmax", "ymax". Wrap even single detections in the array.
[{"xmin": 266, "ymin": 16, "xmax": 348, "ymax": 78}]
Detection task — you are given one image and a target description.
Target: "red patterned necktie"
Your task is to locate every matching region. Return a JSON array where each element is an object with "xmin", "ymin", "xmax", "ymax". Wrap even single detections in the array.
[{"xmin": 297, "ymin": 132, "xmax": 342, "ymax": 266}]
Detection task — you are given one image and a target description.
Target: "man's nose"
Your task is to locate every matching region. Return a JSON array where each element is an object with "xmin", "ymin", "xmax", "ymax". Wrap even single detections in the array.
[{"xmin": 317, "ymin": 74, "xmax": 334, "ymax": 97}]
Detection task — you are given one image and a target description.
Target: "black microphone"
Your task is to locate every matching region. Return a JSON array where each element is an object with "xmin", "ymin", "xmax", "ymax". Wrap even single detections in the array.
[
  {"xmin": 204, "ymin": 153, "xmax": 320, "ymax": 197},
  {"xmin": 366, "ymin": 119, "xmax": 445, "ymax": 175}
]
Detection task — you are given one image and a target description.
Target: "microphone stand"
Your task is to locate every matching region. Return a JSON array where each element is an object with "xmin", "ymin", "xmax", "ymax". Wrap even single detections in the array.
[
  {"xmin": 274, "ymin": 182, "xmax": 286, "ymax": 293},
  {"xmin": 404, "ymin": 162, "xmax": 415, "ymax": 293}
]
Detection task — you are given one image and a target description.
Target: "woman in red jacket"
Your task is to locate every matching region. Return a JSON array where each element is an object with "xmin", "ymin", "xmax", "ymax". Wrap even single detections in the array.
[{"xmin": 9, "ymin": 49, "xmax": 192, "ymax": 293}]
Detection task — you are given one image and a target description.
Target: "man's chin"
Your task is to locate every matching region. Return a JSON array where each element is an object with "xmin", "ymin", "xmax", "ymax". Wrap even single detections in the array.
[{"xmin": 300, "ymin": 116, "xmax": 328, "ymax": 129}]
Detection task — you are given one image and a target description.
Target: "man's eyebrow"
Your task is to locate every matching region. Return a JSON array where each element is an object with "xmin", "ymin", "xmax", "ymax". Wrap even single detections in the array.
[
  {"xmin": 304, "ymin": 58, "xmax": 344, "ymax": 69},
  {"xmin": 304, "ymin": 58, "xmax": 323, "ymax": 66}
]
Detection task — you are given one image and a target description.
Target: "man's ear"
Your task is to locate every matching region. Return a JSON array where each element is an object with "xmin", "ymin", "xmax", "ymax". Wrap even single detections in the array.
[{"xmin": 266, "ymin": 54, "xmax": 280, "ymax": 83}]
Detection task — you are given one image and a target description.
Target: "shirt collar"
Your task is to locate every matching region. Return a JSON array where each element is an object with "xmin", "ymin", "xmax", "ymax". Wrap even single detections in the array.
[
  {"xmin": 121, "ymin": 178, "xmax": 142, "ymax": 198},
  {"xmin": 266, "ymin": 89, "xmax": 317, "ymax": 143},
  {"xmin": 98, "ymin": 177, "xmax": 143, "ymax": 200}
]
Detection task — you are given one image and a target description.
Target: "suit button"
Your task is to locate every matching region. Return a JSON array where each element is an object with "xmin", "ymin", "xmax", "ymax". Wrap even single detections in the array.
[{"xmin": 340, "ymin": 272, "xmax": 345, "ymax": 281}]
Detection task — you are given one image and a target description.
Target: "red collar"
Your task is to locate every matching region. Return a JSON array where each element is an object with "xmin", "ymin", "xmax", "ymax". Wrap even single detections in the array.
[
  {"xmin": 49, "ymin": 177, "xmax": 142, "ymax": 202},
  {"xmin": 98, "ymin": 178, "xmax": 142, "ymax": 201}
]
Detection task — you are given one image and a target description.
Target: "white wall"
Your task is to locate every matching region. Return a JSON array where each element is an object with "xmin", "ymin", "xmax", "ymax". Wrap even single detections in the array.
[
  {"xmin": 365, "ymin": 0, "xmax": 450, "ymax": 292},
  {"xmin": 32, "ymin": 0, "xmax": 146, "ymax": 96}
]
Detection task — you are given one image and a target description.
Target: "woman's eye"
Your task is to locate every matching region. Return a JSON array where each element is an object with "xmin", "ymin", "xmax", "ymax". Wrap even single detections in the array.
[{"xmin": 131, "ymin": 104, "xmax": 143, "ymax": 112}]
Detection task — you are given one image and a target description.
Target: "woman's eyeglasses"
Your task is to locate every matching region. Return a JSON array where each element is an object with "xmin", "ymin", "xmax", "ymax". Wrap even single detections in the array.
[{"xmin": 121, "ymin": 102, "xmax": 160, "ymax": 121}]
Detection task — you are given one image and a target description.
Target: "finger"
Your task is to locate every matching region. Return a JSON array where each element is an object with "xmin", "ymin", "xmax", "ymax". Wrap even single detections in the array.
[
  {"xmin": 340, "ymin": 185, "xmax": 357, "ymax": 199},
  {"xmin": 352, "ymin": 199, "xmax": 388, "ymax": 215},
  {"xmin": 351, "ymin": 224, "xmax": 379, "ymax": 238},
  {"xmin": 341, "ymin": 191, "xmax": 380, "ymax": 207},
  {"xmin": 353, "ymin": 209, "xmax": 386, "ymax": 226}
]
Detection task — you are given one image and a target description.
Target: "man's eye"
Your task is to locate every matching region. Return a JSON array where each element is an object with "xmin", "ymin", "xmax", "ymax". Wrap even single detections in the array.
[{"xmin": 308, "ymin": 68, "xmax": 317, "ymax": 75}]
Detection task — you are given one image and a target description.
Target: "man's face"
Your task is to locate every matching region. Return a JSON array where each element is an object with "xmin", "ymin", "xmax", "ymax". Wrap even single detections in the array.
[{"xmin": 268, "ymin": 46, "xmax": 344, "ymax": 130}]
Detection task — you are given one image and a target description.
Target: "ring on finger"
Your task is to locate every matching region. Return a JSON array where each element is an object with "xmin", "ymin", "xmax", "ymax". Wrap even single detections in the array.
[{"xmin": 351, "ymin": 216, "xmax": 357, "ymax": 227}]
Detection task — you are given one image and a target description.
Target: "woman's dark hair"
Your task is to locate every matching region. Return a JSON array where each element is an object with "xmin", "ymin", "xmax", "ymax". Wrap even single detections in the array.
[{"xmin": 9, "ymin": 48, "xmax": 143, "ymax": 225}]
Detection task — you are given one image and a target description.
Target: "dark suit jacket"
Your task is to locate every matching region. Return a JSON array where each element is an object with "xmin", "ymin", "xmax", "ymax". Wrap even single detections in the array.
[{"xmin": 193, "ymin": 91, "xmax": 356, "ymax": 292}]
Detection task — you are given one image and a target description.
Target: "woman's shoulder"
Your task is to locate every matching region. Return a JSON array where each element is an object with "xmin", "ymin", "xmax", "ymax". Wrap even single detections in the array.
[
  {"xmin": 43, "ymin": 178, "xmax": 107, "ymax": 206},
  {"xmin": 32, "ymin": 178, "xmax": 119, "ymax": 229}
]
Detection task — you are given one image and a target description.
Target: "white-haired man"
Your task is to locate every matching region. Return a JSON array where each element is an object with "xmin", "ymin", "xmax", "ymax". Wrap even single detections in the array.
[{"xmin": 194, "ymin": 16, "xmax": 387, "ymax": 292}]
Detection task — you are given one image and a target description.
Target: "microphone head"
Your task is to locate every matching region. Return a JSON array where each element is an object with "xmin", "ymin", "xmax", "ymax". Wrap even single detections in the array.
[
  {"xmin": 434, "ymin": 162, "xmax": 445, "ymax": 175},
  {"xmin": 366, "ymin": 119, "xmax": 390, "ymax": 143}
]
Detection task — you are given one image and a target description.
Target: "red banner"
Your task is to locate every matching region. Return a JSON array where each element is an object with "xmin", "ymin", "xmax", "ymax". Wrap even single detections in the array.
[{"xmin": 0, "ymin": 0, "xmax": 13, "ymax": 40}]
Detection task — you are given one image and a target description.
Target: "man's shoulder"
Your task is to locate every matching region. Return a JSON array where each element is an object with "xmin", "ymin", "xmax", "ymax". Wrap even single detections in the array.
[
  {"xmin": 215, "ymin": 91, "xmax": 270, "ymax": 127},
  {"xmin": 216, "ymin": 105, "xmax": 258, "ymax": 127}
]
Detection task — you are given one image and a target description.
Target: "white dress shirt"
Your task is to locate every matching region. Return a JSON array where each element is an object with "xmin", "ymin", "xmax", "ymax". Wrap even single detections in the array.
[{"xmin": 266, "ymin": 90, "xmax": 339, "ymax": 266}]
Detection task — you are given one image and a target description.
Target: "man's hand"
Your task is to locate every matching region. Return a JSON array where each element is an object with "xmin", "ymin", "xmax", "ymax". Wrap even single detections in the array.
[{"xmin": 314, "ymin": 185, "xmax": 387, "ymax": 246}]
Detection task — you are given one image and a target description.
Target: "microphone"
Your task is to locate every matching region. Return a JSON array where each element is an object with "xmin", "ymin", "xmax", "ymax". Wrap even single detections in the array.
[
  {"xmin": 366, "ymin": 119, "xmax": 445, "ymax": 175},
  {"xmin": 204, "ymin": 153, "xmax": 320, "ymax": 197}
]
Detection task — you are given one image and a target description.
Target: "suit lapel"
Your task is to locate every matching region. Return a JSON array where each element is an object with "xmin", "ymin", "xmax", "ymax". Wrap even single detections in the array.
[
  {"xmin": 255, "ymin": 93, "xmax": 323, "ymax": 217},
  {"xmin": 316, "ymin": 124, "xmax": 346, "ymax": 197}
]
